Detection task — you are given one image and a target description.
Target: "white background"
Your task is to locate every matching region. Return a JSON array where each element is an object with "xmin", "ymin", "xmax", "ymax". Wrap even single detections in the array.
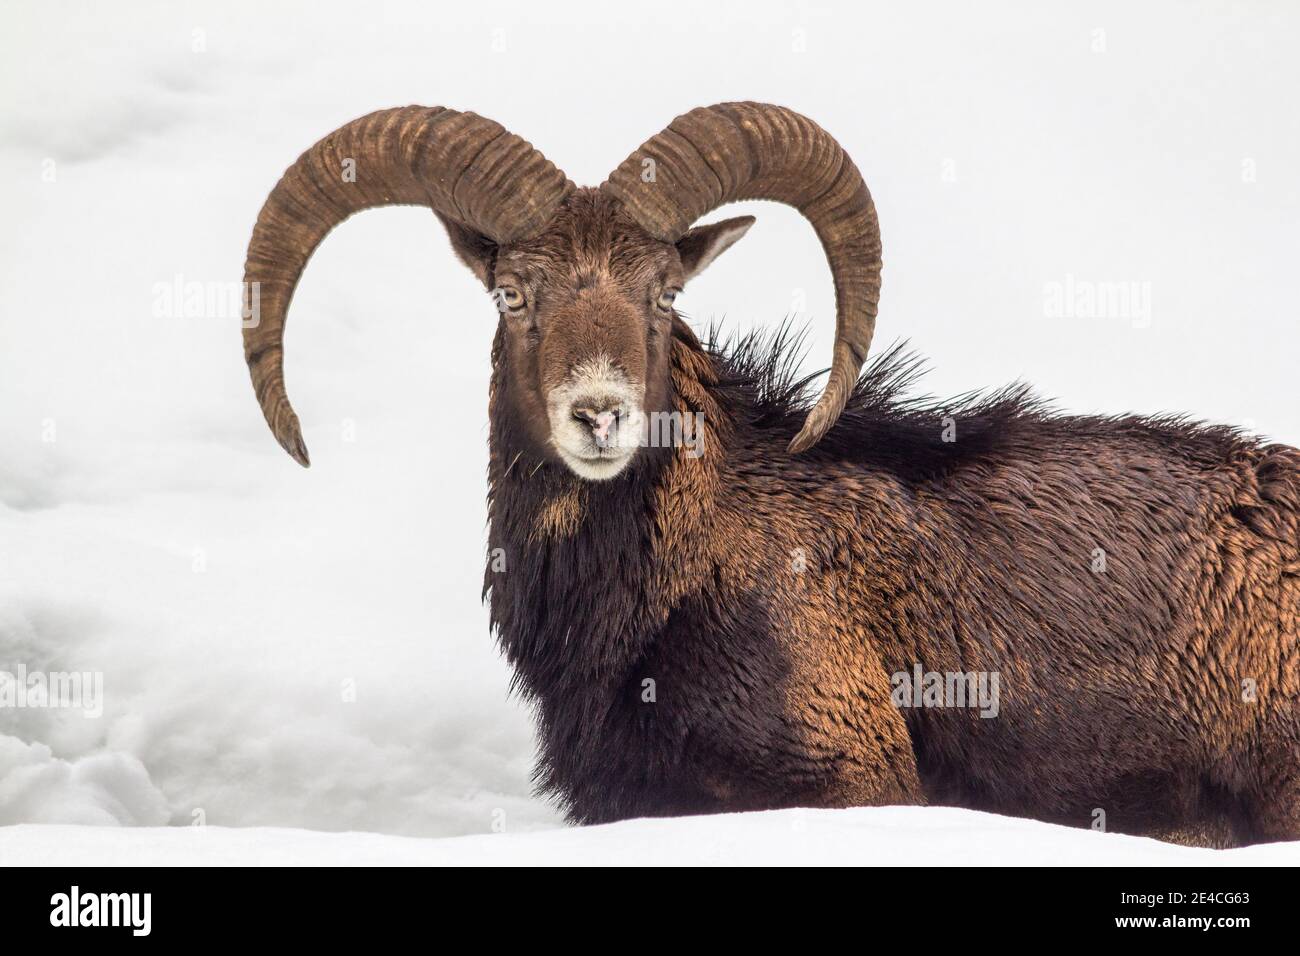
[{"xmin": 1, "ymin": 1, "xmax": 1297, "ymax": 852}]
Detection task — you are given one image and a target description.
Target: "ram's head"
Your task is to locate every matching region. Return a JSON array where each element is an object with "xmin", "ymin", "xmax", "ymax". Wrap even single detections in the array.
[{"xmin": 242, "ymin": 103, "xmax": 882, "ymax": 479}]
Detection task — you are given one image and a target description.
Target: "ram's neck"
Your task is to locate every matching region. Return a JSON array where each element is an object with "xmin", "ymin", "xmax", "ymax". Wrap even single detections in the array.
[{"xmin": 483, "ymin": 324, "xmax": 727, "ymax": 695}]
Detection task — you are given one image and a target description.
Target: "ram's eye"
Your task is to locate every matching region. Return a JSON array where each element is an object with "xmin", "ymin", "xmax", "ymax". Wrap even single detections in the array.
[
  {"xmin": 655, "ymin": 288, "xmax": 679, "ymax": 312},
  {"xmin": 494, "ymin": 286, "xmax": 525, "ymax": 312}
]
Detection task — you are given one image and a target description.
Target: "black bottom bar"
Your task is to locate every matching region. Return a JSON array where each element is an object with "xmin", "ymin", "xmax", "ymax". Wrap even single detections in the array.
[{"xmin": 0, "ymin": 865, "xmax": 1289, "ymax": 941}]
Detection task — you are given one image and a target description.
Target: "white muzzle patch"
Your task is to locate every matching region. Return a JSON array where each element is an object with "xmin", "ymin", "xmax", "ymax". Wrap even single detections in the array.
[{"xmin": 546, "ymin": 355, "xmax": 644, "ymax": 480}]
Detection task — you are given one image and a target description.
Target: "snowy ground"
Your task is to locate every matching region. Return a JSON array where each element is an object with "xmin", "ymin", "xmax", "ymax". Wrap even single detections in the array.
[
  {"xmin": 1, "ymin": 1, "xmax": 1298, "ymax": 863},
  {"xmin": 6, "ymin": 807, "xmax": 1300, "ymax": 866}
]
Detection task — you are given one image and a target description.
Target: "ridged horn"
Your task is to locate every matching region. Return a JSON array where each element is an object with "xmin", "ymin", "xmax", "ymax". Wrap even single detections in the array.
[
  {"xmin": 242, "ymin": 106, "xmax": 571, "ymax": 466},
  {"xmin": 600, "ymin": 102, "xmax": 881, "ymax": 453}
]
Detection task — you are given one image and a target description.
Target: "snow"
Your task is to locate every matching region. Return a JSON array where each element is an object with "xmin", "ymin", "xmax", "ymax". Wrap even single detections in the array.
[
  {"xmin": 6, "ymin": 808, "xmax": 1298, "ymax": 867},
  {"xmin": 1, "ymin": 1, "xmax": 1298, "ymax": 862}
]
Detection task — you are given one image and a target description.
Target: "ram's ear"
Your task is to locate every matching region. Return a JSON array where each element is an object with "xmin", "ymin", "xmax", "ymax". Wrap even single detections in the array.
[
  {"xmin": 675, "ymin": 215, "xmax": 755, "ymax": 284},
  {"xmin": 436, "ymin": 213, "xmax": 497, "ymax": 288}
]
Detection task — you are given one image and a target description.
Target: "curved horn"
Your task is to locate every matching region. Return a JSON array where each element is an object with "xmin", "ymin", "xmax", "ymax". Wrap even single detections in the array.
[
  {"xmin": 242, "ymin": 106, "xmax": 571, "ymax": 466},
  {"xmin": 599, "ymin": 102, "xmax": 881, "ymax": 453}
]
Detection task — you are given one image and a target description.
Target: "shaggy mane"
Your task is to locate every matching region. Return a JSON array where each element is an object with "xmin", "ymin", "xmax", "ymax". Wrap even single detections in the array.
[{"xmin": 696, "ymin": 319, "xmax": 1256, "ymax": 481}]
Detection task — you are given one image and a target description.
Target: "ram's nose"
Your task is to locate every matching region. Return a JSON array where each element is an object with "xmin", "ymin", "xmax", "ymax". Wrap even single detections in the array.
[{"xmin": 572, "ymin": 405, "xmax": 619, "ymax": 446}]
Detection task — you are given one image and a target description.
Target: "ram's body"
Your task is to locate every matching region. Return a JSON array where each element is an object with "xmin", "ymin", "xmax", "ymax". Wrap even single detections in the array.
[
  {"xmin": 486, "ymin": 322, "xmax": 1300, "ymax": 845},
  {"xmin": 241, "ymin": 104, "xmax": 1299, "ymax": 848}
]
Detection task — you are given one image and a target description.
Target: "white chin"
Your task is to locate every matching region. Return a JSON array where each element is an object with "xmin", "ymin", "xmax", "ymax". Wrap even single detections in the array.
[{"xmin": 556, "ymin": 447, "xmax": 634, "ymax": 481}]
